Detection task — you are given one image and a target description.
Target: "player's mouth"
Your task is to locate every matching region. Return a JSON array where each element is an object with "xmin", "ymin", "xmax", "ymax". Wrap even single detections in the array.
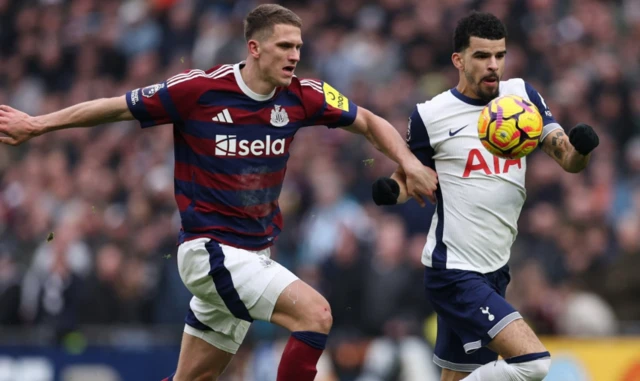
[
  {"xmin": 482, "ymin": 75, "xmax": 498, "ymax": 86},
  {"xmin": 282, "ymin": 66, "xmax": 295, "ymax": 77}
]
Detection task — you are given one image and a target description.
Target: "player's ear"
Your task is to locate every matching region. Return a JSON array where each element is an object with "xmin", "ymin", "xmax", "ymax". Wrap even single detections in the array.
[
  {"xmin": 452, "ymin": 52, "xmax": 464, "ymax": 70},
  {"xmin": 248, "ymin": 39, "xmax": 261, "ymax": 58}
]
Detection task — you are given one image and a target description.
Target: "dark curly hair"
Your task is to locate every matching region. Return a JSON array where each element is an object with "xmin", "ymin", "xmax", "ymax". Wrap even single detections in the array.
[{"xmin": 454, "ymin": 12, "xmax": 507, "ymax": 52}]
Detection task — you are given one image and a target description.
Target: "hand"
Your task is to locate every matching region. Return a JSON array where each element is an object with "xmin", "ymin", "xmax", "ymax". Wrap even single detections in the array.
[
  {"xmin": 401, "ymin": 160, "xmax": 438, "ymax": 206},
  {"xmin": 372, "ymin": 177, "xmax": 400, "ymax": 205},
  {"xmin": 569, "ymin": 123, "xmax": 599, "ymax": 155},
  {"xmin": 0, "ymin": 105, "xmax": 37, "ymax": 146}
]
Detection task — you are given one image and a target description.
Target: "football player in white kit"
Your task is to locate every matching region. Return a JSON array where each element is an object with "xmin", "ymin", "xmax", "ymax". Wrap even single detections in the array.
[{"xmin": 372, "ymin": 12, "xmax": 599, "ymax": 381}]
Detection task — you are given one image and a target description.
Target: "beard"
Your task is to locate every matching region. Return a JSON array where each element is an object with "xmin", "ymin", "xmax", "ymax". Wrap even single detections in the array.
[{"xmin": 465, "ymin": 70, "xmax": 500, "ymax": 102}]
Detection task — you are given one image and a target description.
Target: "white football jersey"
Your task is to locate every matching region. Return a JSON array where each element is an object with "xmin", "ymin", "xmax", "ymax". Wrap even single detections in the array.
[{"xmin": 409, "ymin": 78, "xmax": 561, "ymax": 273}]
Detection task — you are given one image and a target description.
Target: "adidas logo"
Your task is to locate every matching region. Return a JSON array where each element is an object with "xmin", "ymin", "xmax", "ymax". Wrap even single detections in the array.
[{"xmin": 212, "ymin": 109, "xmax": 233, "ymax": 123}]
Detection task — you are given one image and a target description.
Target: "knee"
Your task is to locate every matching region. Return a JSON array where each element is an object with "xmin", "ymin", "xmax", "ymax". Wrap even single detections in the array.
[
  {"xmin": 513, "ymin": 357, "xmax": 550, "ymax": 381},
  {"xmin": 295, "ymin": 299, "xmax": 332, "ymax": 334},
  {"xmin": 309, "ymin": 301, "xmax": 333, "ymax": 334},
  {"xmin": 528, "ymin": 358, "xmax": 551, "ymax": 381}
]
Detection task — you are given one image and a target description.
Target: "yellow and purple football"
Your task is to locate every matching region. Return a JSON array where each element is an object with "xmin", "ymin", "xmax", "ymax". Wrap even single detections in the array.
[{"xmin": 477, "ymin": 95, "xmax": 543, "ymax": 159}]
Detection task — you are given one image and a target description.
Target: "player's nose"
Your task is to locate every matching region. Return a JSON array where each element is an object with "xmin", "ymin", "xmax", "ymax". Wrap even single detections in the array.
[{"xmin": 488, "ymin": 56, "xmax": 499, "ymax": 71}]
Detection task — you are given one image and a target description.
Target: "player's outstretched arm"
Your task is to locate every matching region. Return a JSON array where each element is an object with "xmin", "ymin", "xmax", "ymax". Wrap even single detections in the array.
[
  {"xmin": 344, "ymin": 106, "xmax": 437, "ymax": 206},
  {"xmin": 0, "ymin": 96, "xmax": 133, "ymax": 146},
  {"xmin": 540, "ymin": 124, "xmax": 599, "ymax": 173}
]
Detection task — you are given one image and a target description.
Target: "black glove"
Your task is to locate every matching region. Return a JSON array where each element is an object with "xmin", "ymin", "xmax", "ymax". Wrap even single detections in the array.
[
  {"xmin": 372, "ymin": 177, "xmax": 400, "ymax": 206},
  {"xmin": 569, "ymin": 123, "xmax": 599, "ymax": 155}
]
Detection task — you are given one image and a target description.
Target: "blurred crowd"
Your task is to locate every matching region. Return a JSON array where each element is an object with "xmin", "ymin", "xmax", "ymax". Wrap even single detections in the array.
[{"xmin": 1, "ymin": 0, "xmax": 639, "ymax": 379}]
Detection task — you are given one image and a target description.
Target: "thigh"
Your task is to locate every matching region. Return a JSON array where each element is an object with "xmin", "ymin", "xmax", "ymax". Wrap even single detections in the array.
[
  {"xmin": 269, "ymin": 279, "xmax": 331, "ymax": 332},
  {"xmin": 174, "ymin": 331, "xmax": 234, "ymax": 381},
  {"xmin": 440, "ymin": 368, "xmax": 469, "ymax": 381},
  {"xmin": 432, "ymin": 314, "xmax": 498, "ymax": 373},
  {"xmin": 486, "ymin": 318, "xmax": 547, "ymax": 359},
  {"xmin": 178, "ymin": 239, "xmax": 284, "ymax": 320},
  {"xmin": 178, "ymin": 238, "xmax": 297, "ymax": 321},
  {"xmin": 178, "ymin": 238, "xmax": 252, "ymax": 353},
  {"xmin": 246, "ymin": 256, "xmax": 299, "ymax": 323},
  {"xmin": 425, "ymin": 266, "xmax": 519, "ymax": 364}
]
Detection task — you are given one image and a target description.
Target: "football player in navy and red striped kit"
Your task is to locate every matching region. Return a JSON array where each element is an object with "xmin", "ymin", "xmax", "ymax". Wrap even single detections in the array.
[{"xmin": 0, "ymin": 4, "xmax": 438, "ymax": 381}]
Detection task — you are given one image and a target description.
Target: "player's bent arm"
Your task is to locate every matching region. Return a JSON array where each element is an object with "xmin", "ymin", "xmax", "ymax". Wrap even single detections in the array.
[
  {"xmin": 342, "ymin": 106, "xmax": 418, "ymax": 168},
  {"xmin": 540, "ymin": 129, "xmax": 582, "ymax": 172},
  {"xmin": 391, "ymin": 168, "xmax": 410, "ymax": 204},
  {"xmin": 541, "ymin": 125, "xmax": 598, "ymax": 173},
  {"xmin": 0, "ymin": 96, "xmax": 133, "ymax": 146},
  {"xmin": 346, "ymin": 106, "xmax": 438, "ymax": 206},
  {"xmin": 372, "ymin": 168, "xmax": 410, "ymax": 206}
]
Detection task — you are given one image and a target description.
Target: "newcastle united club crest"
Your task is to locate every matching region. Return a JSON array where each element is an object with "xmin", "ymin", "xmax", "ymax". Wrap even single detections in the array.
[{"xmin": 270, "ymin": 105, "xmax": 289, "ymax": 127}]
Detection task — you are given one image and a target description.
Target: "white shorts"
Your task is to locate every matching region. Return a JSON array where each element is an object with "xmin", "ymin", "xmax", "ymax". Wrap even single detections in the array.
[{"xmin": 177, "ymin": 237, "xmax": 298, "ymax": 354}]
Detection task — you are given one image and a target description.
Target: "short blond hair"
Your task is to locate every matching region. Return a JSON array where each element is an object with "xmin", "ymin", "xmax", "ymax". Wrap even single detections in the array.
[{"xmin": 244, "ymin": 4, "xmax": 302, "ymax": 41}]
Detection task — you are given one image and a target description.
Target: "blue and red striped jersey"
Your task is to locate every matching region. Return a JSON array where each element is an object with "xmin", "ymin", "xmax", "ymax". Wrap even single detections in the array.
[{"xmin": 125, "ymin": 62, "xmax": 358, "ymax": 249}]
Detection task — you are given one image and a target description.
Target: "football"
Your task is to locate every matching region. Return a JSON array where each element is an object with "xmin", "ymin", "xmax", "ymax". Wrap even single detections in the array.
[{"xmin": 477, "ymin": 95, "xmax": 543, "ymax": 159}]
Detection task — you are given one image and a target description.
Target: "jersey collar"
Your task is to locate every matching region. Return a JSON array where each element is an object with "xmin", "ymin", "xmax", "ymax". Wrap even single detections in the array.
[
  {"xmin": 234, "ymin": 62, "xmax": 276, "ymax": 101},
  {"xmin": 450, "ymin": 87, "xmax": 490, "ymax": 106}
]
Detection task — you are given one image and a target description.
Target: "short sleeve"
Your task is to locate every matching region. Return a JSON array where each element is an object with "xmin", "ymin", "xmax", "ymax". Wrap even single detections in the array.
[
  {"xmin": 299, "ymin": 79, "xmax": 358, "ymax": 128},
  {"xmin": 125, "ymin": 69, "xmax": 207, "ymax": 128},
  {"xmin": 407, "ymin": 106, "xmax": 435, "ymax": 168},
  {"xmin": 524, "ymin": 82, "xmax": 562, "ymax": 140}
]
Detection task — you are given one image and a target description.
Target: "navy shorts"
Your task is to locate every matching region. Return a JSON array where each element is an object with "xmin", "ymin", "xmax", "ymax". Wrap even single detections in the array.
[{"xmin": 424, "ymin": 265, "xmax": 522, "ymax": 372}]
